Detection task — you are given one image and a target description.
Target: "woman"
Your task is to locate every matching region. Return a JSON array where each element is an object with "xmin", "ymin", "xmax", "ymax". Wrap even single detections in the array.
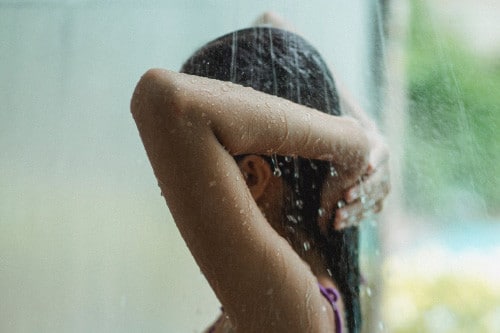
[{"xmin": 131, "ymin": 24, "xmax": 388, "ymax": 333}]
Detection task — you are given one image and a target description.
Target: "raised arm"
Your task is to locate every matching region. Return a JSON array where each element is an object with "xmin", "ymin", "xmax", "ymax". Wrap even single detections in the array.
[
  {"xmin": 131, "ymin": 69, "xmax": 369, "ymax": 332},
  {"xmin": 132, "ymin": 69, "xmax": 368, "ymax": 177}
]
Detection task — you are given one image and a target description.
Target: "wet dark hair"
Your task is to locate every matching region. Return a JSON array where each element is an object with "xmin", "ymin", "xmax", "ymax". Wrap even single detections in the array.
[{"xmin": 181, "ymin": 27, "xmax": 361, "ymax": 332}]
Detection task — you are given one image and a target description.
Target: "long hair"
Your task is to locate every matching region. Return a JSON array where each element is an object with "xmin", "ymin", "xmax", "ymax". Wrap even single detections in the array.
[{"xmin": 181, "ymin": 27, "xmax": 361, "ymax": 333}]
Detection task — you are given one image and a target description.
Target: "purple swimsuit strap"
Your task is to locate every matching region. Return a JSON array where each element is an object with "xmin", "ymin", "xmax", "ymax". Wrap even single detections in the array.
[{"xmin": 318, "ymin": 283, "xmax": 343, "ymax": 333}]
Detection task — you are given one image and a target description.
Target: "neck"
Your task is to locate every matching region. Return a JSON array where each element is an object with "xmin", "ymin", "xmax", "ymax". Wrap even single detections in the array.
[
  {"xmin": 257, "ymin": 178, "xmax": 334, "ymax": 284},
  {"xmin": 281, "ymin": 224, "xmax": 333, "ymax": 281}
]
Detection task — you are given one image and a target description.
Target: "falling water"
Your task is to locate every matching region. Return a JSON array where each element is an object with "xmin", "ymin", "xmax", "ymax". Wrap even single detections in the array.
[
  {"xmin": 426, "ymin": 3, "xmax": 482, "ymax": 203},
  {"xmin": 268, "ymin": 28, "xmax": 279, "ymax": 97},
  {"xmin": 271, "ymin": 154, "xmax": 282, "ymax": 177},
  {"xmin": 230, "ymin": 31, "xmax": 238, "ymax": 83}
]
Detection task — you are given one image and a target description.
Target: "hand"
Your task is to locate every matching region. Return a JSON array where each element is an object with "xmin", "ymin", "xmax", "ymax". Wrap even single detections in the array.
[{"xmin": 333, "ymin": 130, "xmax": 390, "ymax": 230}]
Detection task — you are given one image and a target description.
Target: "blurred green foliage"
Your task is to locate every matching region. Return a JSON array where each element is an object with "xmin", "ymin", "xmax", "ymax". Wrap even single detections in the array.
[{"xmin": 405, "ymin": 0, "xmax": 500, "ymax": 216}]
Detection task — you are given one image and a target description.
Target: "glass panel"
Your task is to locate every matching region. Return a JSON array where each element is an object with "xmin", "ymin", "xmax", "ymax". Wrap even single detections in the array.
[
  {"xmin": 381, "ymin": 1, "xmax": 500, "ymax": 332},
  {"xmin": 0, "ymin": 1, "xmax": 377, "ymax": 332}
]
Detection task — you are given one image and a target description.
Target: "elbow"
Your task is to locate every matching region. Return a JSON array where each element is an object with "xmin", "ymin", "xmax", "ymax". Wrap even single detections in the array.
[
  {"xmin": 131, "ymin": 69, "xmax": 161, "ymax": 117},
  {"xmin": 130, "ymin": 68, "xmax": 186, "ymax": 121}
]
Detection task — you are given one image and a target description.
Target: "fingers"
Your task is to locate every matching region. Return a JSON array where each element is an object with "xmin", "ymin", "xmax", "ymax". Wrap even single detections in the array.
[
  {"xmin": 332, "ymin": 160, "xmax": 390, "ymax": 231},
  {"xmin": 345, "ymin": 165, "xmax": 390, "ymax": 204},
  {"xmin": 333, "ymin": 199, "xmax": 383, "ymax": 230}
]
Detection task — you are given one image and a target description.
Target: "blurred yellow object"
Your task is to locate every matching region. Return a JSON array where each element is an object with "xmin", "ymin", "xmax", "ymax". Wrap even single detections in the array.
[{"xmin": 382, "ymin": 245, "xmax": 500, "ymax": 333}]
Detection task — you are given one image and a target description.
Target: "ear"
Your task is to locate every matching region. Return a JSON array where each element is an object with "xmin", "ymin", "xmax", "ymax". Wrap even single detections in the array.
[{"xmin": 237, "ymin": 155, "xmax": 273, "ymax": 200}]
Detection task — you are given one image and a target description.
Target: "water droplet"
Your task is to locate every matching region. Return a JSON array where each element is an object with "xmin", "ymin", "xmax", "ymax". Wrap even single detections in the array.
[
  {"xmin": 209, "ymin": 180, "xmax": 216, "ymax": 187},
  {"xmin": 186, "ymin": 121, "xmax": 193, "ymax": 127},
  {"xmin": 284, "ymin": 156, "xmax": 292, "ymax": 162},
  {"xmin": 329, "ymin": 164, "xmax": 338, "ymax": 177},
  {"xmin": 318, "ymin": 207, "xmax": 326, "ymax": 217},
  {"xmin": 271, "ymin": 154, "xmax": 281, "ymax": 177},
  {"xmin": 366, "ymin": 287, "xmax": 372, "ymax": 297},
  {"xmin": 286, "ymin": 215, "xmax": 298, "ymax": 224},
  {"xmin": 295, "ymin": 199, "xmax": 304, "ymax": 209},
  {"xmin": 337, "ymin": 200, "xmax": 346, "ymax": 208},
  {"xmin": 302, "ymin": 241, "xmax": 311, "ymax": 251},
  {"xmin": 221, "ymin": 85, "xmax": 229, "ymax": 92}
]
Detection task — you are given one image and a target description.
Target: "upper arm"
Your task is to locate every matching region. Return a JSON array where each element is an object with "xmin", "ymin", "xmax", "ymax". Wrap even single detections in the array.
[{"xmin": 131, "ymin": 69, "xmax": 359, "ymax": 332}]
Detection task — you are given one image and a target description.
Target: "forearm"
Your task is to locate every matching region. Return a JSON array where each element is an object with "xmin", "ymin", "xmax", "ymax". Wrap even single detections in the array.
[{"xmin": 132, "ymin": 69, "xmax": 369, "ymax": 181}]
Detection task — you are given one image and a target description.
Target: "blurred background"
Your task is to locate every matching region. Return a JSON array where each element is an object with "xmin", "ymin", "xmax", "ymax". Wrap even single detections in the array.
[
  {"xmin": 381, "ymin": 1, "xmax": 500, "ymax": 332},
  {"xmin": 0, "ymin": 0, "xmax": 498, "ymax": 332}
]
